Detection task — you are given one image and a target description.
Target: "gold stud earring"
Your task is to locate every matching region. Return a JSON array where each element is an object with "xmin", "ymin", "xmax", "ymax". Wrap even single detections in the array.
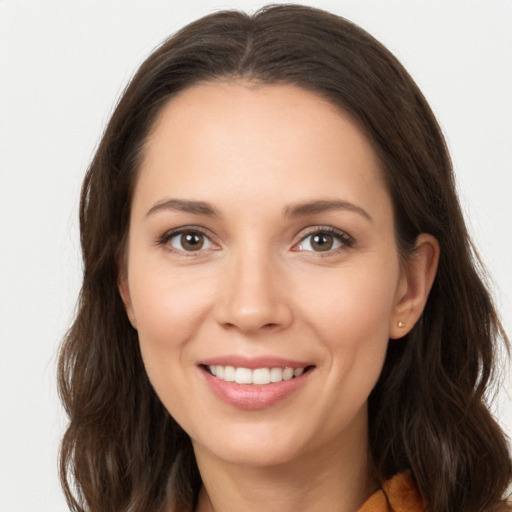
[{"xmin": 397, "ymin": 321, "xmax": 406, "ymax": 329}]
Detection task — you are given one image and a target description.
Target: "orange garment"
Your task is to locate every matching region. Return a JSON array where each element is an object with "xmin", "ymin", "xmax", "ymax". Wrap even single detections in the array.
[{"xmin": 358, "ymin": 473, "xmax": 425, "ymax": 512}]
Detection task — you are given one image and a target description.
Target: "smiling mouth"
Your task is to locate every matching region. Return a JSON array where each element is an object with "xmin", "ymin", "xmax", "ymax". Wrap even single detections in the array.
[{"xmin": 203, "ymin": 365, "xmax": 314, "ymax": 385}]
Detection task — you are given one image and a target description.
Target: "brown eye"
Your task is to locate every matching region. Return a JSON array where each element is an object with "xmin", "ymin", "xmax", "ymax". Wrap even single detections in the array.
[
  {"xmin": 181, "ymin": 232, "xmax": 204, "ymax": 251},
  {"xmin": 169, "ymin": 230, "xmax": 213, "ymax": 252},
  {"xmin": 310, "ymin": 233, "xmax": 334, "ymax": 251},
  {"xmin": 297, "ymin": 229, "xmax": 351, "ymax": 253}
]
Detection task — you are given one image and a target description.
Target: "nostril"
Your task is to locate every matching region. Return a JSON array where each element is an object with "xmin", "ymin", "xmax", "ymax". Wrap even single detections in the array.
[{"xmin": 213, "ymin": 291, "xmax": 294, "ymax": 333}]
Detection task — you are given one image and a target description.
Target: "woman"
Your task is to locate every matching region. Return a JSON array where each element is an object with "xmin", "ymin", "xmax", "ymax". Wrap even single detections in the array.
[{"xmin": 58, "ymin": 4, "xmax": 512, "ymax": 511}]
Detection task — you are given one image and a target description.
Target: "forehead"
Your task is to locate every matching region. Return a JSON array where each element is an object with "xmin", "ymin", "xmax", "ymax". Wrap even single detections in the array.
[
  {"xmin": 145, "ymin": 81, "xmax": 375, "ymax": 166},
  {"xmin": 135, "ymin": 81, "xmax": 390, "ymax": 220}
]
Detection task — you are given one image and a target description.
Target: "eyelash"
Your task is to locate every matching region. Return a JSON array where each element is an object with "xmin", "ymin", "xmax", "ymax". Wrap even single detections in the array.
[
  {"xmin": 156, "ymin": 226, "xmax": 218, "ymax": 257},
  {"xmin": 156, "ymin": 225, "xmax": 355, "ymax": 257},
  {"xmin": 295, "ymin": 226, "xmax": 355, "ymax": 255}
]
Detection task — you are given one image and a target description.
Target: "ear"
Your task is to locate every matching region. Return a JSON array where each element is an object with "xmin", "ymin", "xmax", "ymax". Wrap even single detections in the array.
[
  {"xmin": 389, "ymin": 233, "xmax": 440, "ymax": 339},
  {"xmin": 118, "ymin": 270, "xmax": 138, "ymax": 330}
]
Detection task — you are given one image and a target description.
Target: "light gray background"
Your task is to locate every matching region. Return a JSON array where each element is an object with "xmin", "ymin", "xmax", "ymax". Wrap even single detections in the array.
[{"xmin": 1, "ymin": 1, "xmax": 511, "ymax": 510}]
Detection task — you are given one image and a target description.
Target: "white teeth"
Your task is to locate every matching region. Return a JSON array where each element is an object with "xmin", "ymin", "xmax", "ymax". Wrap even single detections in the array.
[
  {"xmin": 224, "ymin": 366, "xmax": 235, "ymax": 382},
  {"xmin": 207, "ymin": 365, "xmax": 307, "ymax": 385},
  {"xmin": 235, "ymin": 367, "xmax": 252, "ymax": 384},
  {"xmin": 283, "ymin": 367, "xmax": 294, "ymax": 380},
  {"xmin": 270, "ymin": 367, "xmax": 283, "ymax": 382},
  {"xmin": 252, "ymin": 368, "xmax": 271, "ymax": 385}
]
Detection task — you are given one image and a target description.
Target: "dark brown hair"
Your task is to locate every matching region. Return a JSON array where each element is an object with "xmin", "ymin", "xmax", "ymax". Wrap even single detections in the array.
[{"xmin": 58, "ymin": 5, "xmax": 511, "ymax": 511}]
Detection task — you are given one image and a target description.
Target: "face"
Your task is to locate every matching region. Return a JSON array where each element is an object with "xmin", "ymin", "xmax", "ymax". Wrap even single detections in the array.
[{"xmin": 120, "ymin": 82, "xmax": 411, "ymax": 468}]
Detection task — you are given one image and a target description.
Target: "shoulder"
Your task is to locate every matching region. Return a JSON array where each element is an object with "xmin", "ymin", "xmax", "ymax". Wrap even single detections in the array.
[
  {"xmin": 497, "ymin": 499, "xmax": 512, "ymax": 511},
  {"xmin": 359, "ymin": 472, "xmax": 425, "ymax": 512}
]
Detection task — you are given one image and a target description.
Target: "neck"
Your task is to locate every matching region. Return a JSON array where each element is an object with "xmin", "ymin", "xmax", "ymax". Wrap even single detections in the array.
[{"xmin": 193, "ymin": 416, "xmax": 377, "ymax": 512}]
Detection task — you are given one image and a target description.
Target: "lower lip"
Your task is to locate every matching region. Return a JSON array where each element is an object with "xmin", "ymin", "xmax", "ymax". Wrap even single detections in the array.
[{"xmin": 201, "ymin": 367, "xmax": 312, "ymax": 410}]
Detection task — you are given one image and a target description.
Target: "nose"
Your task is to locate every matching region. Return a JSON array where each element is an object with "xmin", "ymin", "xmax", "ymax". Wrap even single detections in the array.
[{"xmin": 213, "ymin": 247, "xmax": 293, "ymax": 334}]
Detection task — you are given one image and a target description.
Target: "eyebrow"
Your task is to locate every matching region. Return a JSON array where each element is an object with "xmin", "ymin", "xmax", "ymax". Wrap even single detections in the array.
[
  {"xmin": 284, "ymin": 199, "xmax": 373, "ymax": 222},
  {"xmin": 146, "ymin": 198, "xmax": 372, "ymax": 222},
  {"xmin": 146, "ymin": 199, "xmax": 220, "ymax": 218}
]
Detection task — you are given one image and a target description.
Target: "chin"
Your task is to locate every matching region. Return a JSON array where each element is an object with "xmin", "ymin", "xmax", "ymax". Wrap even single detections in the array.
[{"xmin": 191, "ymin": 421, "xmax": 315, "ymax": 468}]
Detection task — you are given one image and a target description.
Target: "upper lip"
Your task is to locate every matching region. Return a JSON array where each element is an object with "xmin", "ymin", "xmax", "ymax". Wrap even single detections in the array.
[{"xmin": 199, "ymin": 355, "xmax": 313, "ymax": 370}]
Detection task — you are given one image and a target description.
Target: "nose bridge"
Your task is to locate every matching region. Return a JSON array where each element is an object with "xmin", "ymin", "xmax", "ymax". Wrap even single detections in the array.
[{"xmin": 215, "ymin": 240, "xmax": 292, "ymax": 332}]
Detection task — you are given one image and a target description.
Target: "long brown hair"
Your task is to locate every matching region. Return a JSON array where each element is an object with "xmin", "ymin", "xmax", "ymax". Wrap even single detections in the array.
[{"xmin": 58, "ymin": 5, "xmax": 511, "ymax": 511}]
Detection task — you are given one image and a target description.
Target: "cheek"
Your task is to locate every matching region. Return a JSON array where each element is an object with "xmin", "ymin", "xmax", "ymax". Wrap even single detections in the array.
[
  {"xmin": 128, "ymin": 262, "xmax": 216, "ymax": 362},
  {"xmin": 128, "ymin": 269, "xmax": 216, "ymax": 422},
  {"xmin": 301, "ymin": 263, "xmax": 398, "ymax": 342},
  {"xmin": 298, "ymin": 262, "xmax": 398, "ymax": 388}
]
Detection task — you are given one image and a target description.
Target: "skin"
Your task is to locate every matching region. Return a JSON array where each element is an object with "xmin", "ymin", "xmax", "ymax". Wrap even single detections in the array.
[{"xmin": 120, "ymin": 82, "xmax": 439, "ymax": 512}]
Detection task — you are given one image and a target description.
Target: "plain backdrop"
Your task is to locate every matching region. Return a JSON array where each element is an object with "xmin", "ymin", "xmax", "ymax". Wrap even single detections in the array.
[{"xmin": 1, "ymin": 1, "xmax": 511, "ymax": 510}]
